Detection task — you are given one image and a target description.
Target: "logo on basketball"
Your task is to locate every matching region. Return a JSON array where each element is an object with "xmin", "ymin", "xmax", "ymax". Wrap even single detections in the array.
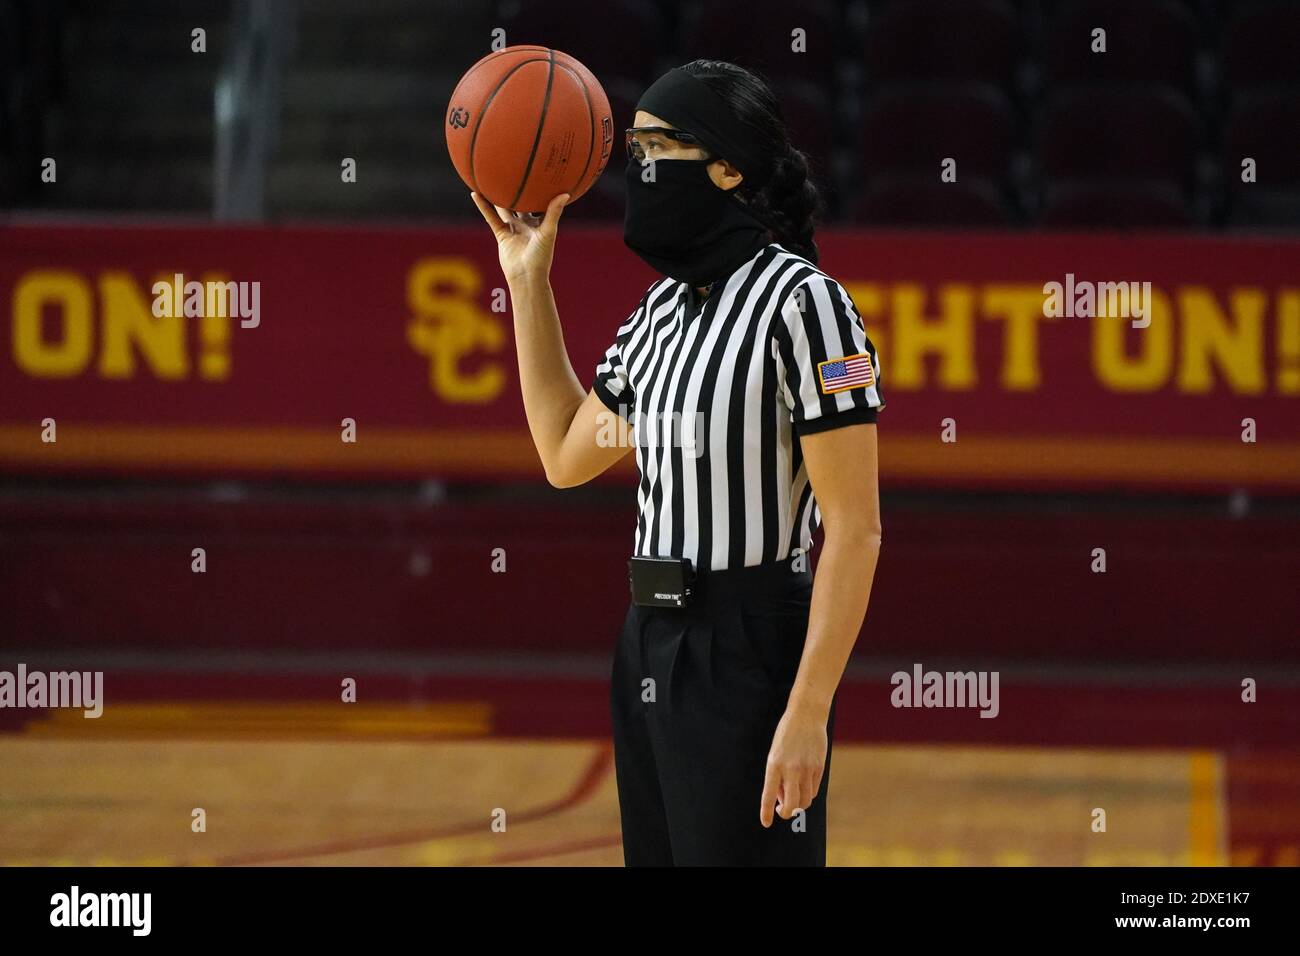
[
  {"xmin": 600, "ymin": 116, "xmax": 613, "ymax": 160},
  {"xmin": 448, "ymin": 106, "xmax": 470, "ymax": 130}
]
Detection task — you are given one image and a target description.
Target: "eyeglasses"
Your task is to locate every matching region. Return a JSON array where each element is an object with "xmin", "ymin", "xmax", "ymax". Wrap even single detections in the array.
[{"xmin": 624, "ymin": 126, "xmax": 715, "ymax": 163}]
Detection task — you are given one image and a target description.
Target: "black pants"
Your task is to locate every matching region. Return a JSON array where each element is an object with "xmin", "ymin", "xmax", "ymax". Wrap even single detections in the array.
[{"xmin": 609, "ymin": 558, "xmax": 837, "ymax": 866}]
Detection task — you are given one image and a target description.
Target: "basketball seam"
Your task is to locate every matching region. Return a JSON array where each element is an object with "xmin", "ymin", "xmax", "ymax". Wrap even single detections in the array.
[
  {"xmin": 466, "ymin": 56, "xmax": 557, "ymax": 201},
  {"xmin": 552, "ymin": 60, "xmax": 599, "ymax": 200},
  {"xmin": 508, "ymin": 49, "xmax": 557, "ymax": 212}
]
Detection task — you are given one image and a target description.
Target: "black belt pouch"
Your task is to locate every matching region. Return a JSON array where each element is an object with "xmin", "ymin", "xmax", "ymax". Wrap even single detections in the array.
[{"xmin": 628, "ymin": 556, "xmax": 694, "ymax": 608}]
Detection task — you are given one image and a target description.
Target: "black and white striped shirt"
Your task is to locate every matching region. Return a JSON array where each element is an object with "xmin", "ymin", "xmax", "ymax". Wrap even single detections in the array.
[{"xmin": 592, "ymin": 242, "xmax": 884, "ymax": 572}]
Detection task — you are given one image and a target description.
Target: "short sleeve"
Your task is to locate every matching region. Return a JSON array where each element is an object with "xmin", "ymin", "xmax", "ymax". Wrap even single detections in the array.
[
  {"xmin": 773, "ymin": 274, "xmax": 884, "ymax": 435},
  {"xmin": 591, "ymin": 298, "xmax": 644, "ymax": 419}
]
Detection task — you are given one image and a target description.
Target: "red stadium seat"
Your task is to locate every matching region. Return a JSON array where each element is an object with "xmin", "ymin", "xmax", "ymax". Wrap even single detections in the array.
[
  {"xmin": 1041, "ymin": 179, "xmax": 1193, "ymax": 229},
  {"xmin": 604, "ymin": 74, "xmax": 643, "ymax": 131},
  {"xmin": 1222, "ymin": 0, "xmax": 1300, "ymax": 87},
  {"xmin": 852, "ymin": 173, "xmax": 1011, "ymax": 226},
  {"xmin": 1041, "ymin": 0, "xmax": 1198, "ymax": 92},
  {"xmin": 1222, "ymin": 89, "xmax": 1300, "ymax": 191},
  {"xmin": 775, "ymin": 78, "xmax": 836, "ymax": 170},
  {"xmin": 1226, "ymin": 188, "xmax": 1300, "ymax": 229},
  {"xmin": 563, "ymin": 171, "xmax": 625, "ymax": 221},
  {"xmin": 679, "ymin": 0, "xmax": 841, "ymax": 90},
  {"xmin": 863, "ymin": 0, "xmax": 1020, "ymax": 88},
  {"xmin": 1039, "ymin": 85, "xmax": 1200, "ymax": 187},
  {"xmin": 857, "ymin": 82, "xmax": 1017, "ymax": 181},
  {"xmin": 499, "ymin": 0, "xmax": 666, "ymax": 84}
]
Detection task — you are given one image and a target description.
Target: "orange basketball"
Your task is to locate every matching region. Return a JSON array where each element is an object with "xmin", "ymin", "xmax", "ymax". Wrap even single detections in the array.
[{"xmin": 445, "ymin": 46, "xmax": 614, "ymax": 214}]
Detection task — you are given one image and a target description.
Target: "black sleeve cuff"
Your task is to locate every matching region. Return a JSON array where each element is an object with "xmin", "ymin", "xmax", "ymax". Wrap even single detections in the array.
[
  {"xmin": 793, "ymin": 403, "xmax": 879, "ymax": 436},
  {"xmin": 592, "ymin": 379, "xmax": 634, "ymax": 419}
]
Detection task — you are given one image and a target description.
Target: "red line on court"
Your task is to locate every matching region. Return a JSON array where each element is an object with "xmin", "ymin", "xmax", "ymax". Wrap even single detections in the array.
[
  {"xmin": 187, "ymin": 743, "xmax": 615, "ymax": 867},
  {"xmin": 1226, "ymin": 750, "xmax": 1300, "ymax": 867}
]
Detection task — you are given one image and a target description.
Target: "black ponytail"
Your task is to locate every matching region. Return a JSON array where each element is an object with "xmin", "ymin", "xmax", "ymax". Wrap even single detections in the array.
[{"xmin": 679, "ymin": 59, "xmax": 826, "ymax": 264}]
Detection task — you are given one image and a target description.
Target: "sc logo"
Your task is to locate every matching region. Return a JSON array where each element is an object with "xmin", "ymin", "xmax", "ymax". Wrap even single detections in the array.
[{"xmin": 448, "ymin": 106, "xmax": 470, "ymax": 129}]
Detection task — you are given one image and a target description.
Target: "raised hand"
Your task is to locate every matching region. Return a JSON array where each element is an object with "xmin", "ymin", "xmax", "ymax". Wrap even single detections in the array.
[{"xmin": 469, "ymin": 191, "xmax": 571, "ymax": 284}]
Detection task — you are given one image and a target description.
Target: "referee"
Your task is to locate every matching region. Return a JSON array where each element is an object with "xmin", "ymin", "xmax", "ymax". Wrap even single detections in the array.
[{"xmin": 471, "ymin": 60, "xmax": 883, "ymax": 866}]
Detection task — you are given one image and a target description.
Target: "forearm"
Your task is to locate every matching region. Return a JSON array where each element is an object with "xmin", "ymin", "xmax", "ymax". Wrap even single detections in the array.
[
  {"xmin": 786, "ymin": 524, "xmax": 882, "ymax": 720},
  {"xmin": 507, "ymin": 272, "xmax": 587, "ymax": 476}
]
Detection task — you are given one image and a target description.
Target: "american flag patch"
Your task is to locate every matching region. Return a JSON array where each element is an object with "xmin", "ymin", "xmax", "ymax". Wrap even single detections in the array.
[{"xmin": 817, "ymin": 353, "xmax": 875, "ymax": 394}]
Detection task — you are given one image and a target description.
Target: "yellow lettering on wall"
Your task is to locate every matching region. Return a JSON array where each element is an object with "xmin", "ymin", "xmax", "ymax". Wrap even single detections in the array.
[
  {"xmin": 1093, "ymin": 287, "xmax": 1172, "ymax": 391},
  {"xmin": 161, "ymin": 271, "xmax": 233, "ymax": 381},
  {"xmin": 12, "ymin": 270, "xmax": 93, "ymax": 376},
  {"xmin": 1279, "ymin": 290, "xmax": 1300, "ymax": 394},
  {"xmin": 982, "ymin": 285, "xmax": 1054, "ymax": 390},
  {"xmin": 1176, "ymin": 287, "xmax": 1265, "ymax": 394},
  {"xmin": 888, "ymin": 284, "xmax": 976, "ymax": 389},
  {"xmin": 99, "ymin": 271, "xmax": 188, "ymax": 379},
  {"xmin": 406, "ymin": 258, "xmax": 504, "ymax": 403}
]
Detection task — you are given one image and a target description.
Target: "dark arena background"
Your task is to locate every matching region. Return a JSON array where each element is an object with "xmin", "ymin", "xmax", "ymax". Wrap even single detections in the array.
[{"xmin": 2, "ymin": 0, "xmax": 1299, "ymax": 889}]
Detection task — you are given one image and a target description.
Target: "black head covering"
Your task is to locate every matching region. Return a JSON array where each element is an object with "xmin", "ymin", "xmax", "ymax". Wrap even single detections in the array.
[{"xmin": 635, "ymin": 67, "xmax": 770, "ymax": 186}]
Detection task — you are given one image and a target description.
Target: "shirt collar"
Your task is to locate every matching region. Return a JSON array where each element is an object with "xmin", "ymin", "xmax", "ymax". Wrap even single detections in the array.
[{"xmin": 684, "ymin": 240, "xmax": 776, "ymax": 307}]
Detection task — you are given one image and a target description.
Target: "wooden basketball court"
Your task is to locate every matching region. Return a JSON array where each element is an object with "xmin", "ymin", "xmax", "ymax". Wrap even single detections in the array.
[{"xmin": 0, "ymin": 700, "xmax": 1226, "ymax": 866}]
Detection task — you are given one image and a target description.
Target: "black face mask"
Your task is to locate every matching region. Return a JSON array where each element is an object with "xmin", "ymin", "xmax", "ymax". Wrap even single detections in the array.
[{"xmin": 623, "ymin": 158, "xmax": 771, "ymax": 287}]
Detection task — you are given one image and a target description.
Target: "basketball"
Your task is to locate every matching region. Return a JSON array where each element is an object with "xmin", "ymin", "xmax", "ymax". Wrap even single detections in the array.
[{"xmin": 445, "ymin": 46, "xmax": 614, "ymax": 214}]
